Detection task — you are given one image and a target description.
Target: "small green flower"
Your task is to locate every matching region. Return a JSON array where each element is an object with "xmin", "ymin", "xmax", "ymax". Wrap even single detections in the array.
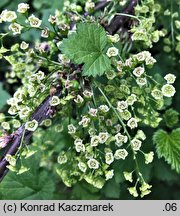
[
  {"xmin": 5, "ymin": 154, "xmax": 16, "ymax": 166},
  {"xmin": 120, "ymin": 110, "xmax": 132, "ymax": 121},
  {"xmin": 6, "ymin": 165, "xmax": 17, "ymax": 172},
  {"xmin": 106, "ymin": 70, "xmax": 117, "ymax": 80},
  {"xmin": 117, "ymin": 100, "xmax": 128, "ymax": 112},
  {"xmin": 88, "ymin": 108, "xmax": 98, "ymax": 117},
  {"xmin": 164, "ymin": 73, "xmax": 176, "ymax": 84},
  {"xmin": 131, "ymin": 138, "xmax": 142, "ymax": 151},
  {"xmin": 75, "ymin": 143, "xmax": 85, "ymax": 153},
  {"xmin": 68, "ymin": 124, "xmax": 76, "ymax": 134},
  {"xmin": 74, "ymin": 138, "xmax": 85, "ymax": 152},
  {"xmin": 90, "ymin": 135, "xmax": 100, "ymax": 147},
  {"xmin": 161, "ymin": 84, "xmax": 176, "ymax": 97},
  {"xmin": 144, "ymin": 151, "xmax": 154, "ymax": 164},
  {"xmin": 8, "ymin": 105, "xmax": 18, "ymax": 115},
  {"xmin": 108, "ymin": 33, "xmax": 120, "ymax": 43},
  {"xmin": 12, "ymin": 119, "xmax": 21, "ymax": 129},
  {"xmin": 49, "ymin": 96, "xmax": 60, "ymax": 106},
  {"xmin": 126, "ymin": 94, "xmax": 137, "ymax": 106},
  {"xmin": 140, "ymin": 182, "xmax": 152, "ymax": 192},
  {"xmin": 140, "ymin": 182, "xmax": 152, "ymax": 197},
  {"xmin": 175, "ymin": 20, "xmax": 180, "ymax": 29},
  {"xmin": 83, "ymin": 89, "xmax": 93, "ymax": 98},
  {"xmin": 151, "ymin": 89, "xmax": 163, "ymax": 100},
  {"xmin": 85, "ymin": 1, "xmax": 95, "ymax": 12},
  {"xmin": 58, "ymin": 54, "xmax": 70, "ymax": 64},
  {"xmin": 106, "ymin": 47, "xmax": 119, "ymax": 57},
  {"xmin": 136, "ymin": 77, "xmax": 147, "ymax": 86},
  {"xmin": 19, "ymin": 106, "xmax": 31, "ymax": 119},
  {"xmin": 1, "ymin": 10, "xmax": 17, "ymax": 22},
  {"xmin": 28, "ymin": 14, "xmax": 42, "ymax": 27},
  {"xmin": 74, "ymin": 95, "xmax": 84, "ymax": 104},
  {"xmin": 20, "ymin": 41, "xmax": 29, "ymax": 50},
  {"xmin": 123, "ymin": 171, "xmax": 133, "ymax": 182},
  {"xmin": 99, "ymin": 105, "xmax": 109, "ymax": 113},
  {"xmin": 36, "ymin": 71, "xmax": 45, "ymax": 81},
  {"xmin": 1, "ymin": 122, "xmax": 10, "ymax": 130},
  {"xmin": 124, "ymin": 57, "xmax": 133, "ymax": 67},
  {"xmin": 140, "ymin": 189, "xmax": 151, "ymax": 198},
  {"xmin": 55, "ymin": 124, "xmax": 63, "ymax": 132},
  {"xmin": 115, "ymin": 133, "xmax": 128, "ymax": 146},
  {"xmin": 17, "ymin": 166, "xmax": 30, "ymax": 175},
  {"xmin": 9, "ymin": 23, "xmax": 23, "ymax": 35},
  {"xmin": 58, "ymin": 152, "xmax": 68, "ymax": 164},
  {"xmin": 127, "ymin": 118, "xmax": 138, "ymax": 129},
  {"xmin": 42, "ymin": 119, "xmax": 52, "ymax": 127},
  {"xmin": 25, "ymin": 119, "xmax": 38, "ymax": 131},
  {"xmin": 145, "ymin": 56, "xmax": 156, "ymax": 66},
  {"xmin": 105, "ymin": 152, "xmax": 114, "ymax": 165},
  {"xmin": 128, "ymin": 186, "xmax": 138, "ymax": 197},
  {"xmin": 98, "ymin": 132, "xmax": 109, "ymax": 144},
  {"xmin": 136, "ymin": 130, "xmax": 146, "ymax": 140},
  {"xmin": 114, "ymin": 149, "xmax": 128, "ymax": 160},
  {"xmin": 133, "ymin": 67, "xmax": 145, "ymax": 77},
  {"xmin": 78, "ymin": 162, "xmax": 87, "ymax": 173},
  {"xmin": 87, "ymin": 158, "xmax": 99, "ymax": 169},
  {"xmin": 105, "ymin": 170, "xmax": 114, "ymax": 181},
  {"xmin": 17, "ymin": 3, "xmax": 30, "ymax": 13},
  {"xmin": 23, "ymin": 149, "xmax": 37, "ymax": 158},
  {"xmin": 0, "ymin": 113, "xmax": 5, "ymax": 122},
  {"xmin": 79, "ymin": 116, "xmax": 90, "ymax": 127}
]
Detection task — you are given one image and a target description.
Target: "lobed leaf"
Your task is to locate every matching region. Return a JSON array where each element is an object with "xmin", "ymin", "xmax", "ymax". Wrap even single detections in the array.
[
  {"xmin": 0, "ymin": 154, "xmax": 55, "ymax": 200},
  {"xmin": 61, "ymin": 23, "xmax": 111, "ymax": 77},
  {"xmin": 153, "ymin": 129, "xmax": 180, "ymax": 173}
]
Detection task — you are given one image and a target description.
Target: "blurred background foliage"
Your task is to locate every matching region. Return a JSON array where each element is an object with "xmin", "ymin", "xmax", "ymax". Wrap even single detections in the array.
[{"xmin": 0, "ymin": 0, "xmax": 180, "ymax": 200}]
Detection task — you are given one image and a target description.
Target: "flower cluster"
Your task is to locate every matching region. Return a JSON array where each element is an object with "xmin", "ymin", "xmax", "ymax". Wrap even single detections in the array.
[
  {"xmin": 0, "ymin": 1, "xmax": 177, "ymax": 199},
  {"xmin": 131, "ymin": 0, "xmax": 165, "ymax": 47},
  {"xmin": 161, "ymin": 74, "xmax": 176, "ymax": 97},
  {"xmin": 0, "ymin": 4, "xmax": 42, "ymax": 35}
]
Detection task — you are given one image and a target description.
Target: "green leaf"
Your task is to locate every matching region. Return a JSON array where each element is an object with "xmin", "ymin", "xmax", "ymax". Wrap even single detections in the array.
[
  {"xmin": 163, "ymin": 108, "xmax": 179, "ymax": 128},
  {"xmin": 33, "ymin": 0, "xmax": 63, "ymax": 10},
  {"xmin": 72, "ymin": 182, "xmax": 100, "ymax": 200},
  {"xmin": 33, "ymin": 119, "xmax": 72, "ymax": 153},
  {"xmin": 153, "ymin": 129, "xmax": 180, "ymax": 173},
  {"xmin": 113, "ymin": 155, "xmax": 134, "ymax": 184},
  {"xmin": 102, "ymin": 179, "xmax": 120, "ymax": 199},
  {"xmin": 0, "ymin": 154, "xmax": 55, "ymax": 200},
  {"xmin": 61, "ymin": 23, "xmax": 111, "ymax": 77},
  {"xmin": 0, "ymin": 82, "xmax": 10, "ymax": 109},
  {"xmin": 0, "ymin": 46, "xmax": 9, "ymax": 54},
  {"xmin": 0, "ymin": 0, "xmax": 9, "ymax": 8},
  {"xmin": 153, "ymin": 159, "xmax": 180, "ymax": 183}
]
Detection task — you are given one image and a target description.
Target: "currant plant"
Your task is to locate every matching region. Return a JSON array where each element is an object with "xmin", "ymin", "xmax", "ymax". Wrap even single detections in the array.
[{"xmin": 0, "ymin": 0, "xmax": 179, "ymax": 199}]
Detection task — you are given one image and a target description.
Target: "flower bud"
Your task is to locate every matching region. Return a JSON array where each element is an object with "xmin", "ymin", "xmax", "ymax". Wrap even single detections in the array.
[{"xmin": 17, "ymin": 3, "xmax": 30, "ymax": 13}]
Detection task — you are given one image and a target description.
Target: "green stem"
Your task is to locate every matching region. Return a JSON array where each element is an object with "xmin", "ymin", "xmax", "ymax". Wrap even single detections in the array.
[
  {"xmin": 146, "ymin": 75, "xmax": 160, "ymax": 85},
  {"xmin": 35, "ymin": 55, "xmax": 62, "ymax": 67},
  {"xmin": 115, "ymin": 13, "xmax": 142, "ymax": 23},
  {"xmin": 97, "ymin": 84, "xmax": 143, "ymax": 182},
  {"xmin": 170, "ymin": 1, "xmax": 175, "ymax": 47},
  {"xmin": 97, "ymin": 85, "xmax": 130, "ymax": 138},
  {"xmin": 15, "ymin": 127, "xmax": 26, "ymax": 157}
]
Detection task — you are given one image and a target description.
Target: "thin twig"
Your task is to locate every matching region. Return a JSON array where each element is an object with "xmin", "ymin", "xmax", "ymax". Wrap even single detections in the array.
[
  {"xmin": 106, "ymin": 0, "xmax": 138, "ymax": 34},
  {"xmin": 0, "ymin": 89, "xmax": 62, "ymax": 182}
]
